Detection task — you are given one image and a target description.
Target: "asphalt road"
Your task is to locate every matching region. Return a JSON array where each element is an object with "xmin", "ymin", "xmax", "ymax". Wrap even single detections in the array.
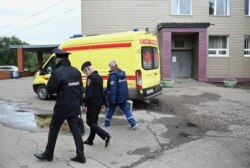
[{"xmin": 0, "ymin": 77, "xmax": 250, "ymax": 168}]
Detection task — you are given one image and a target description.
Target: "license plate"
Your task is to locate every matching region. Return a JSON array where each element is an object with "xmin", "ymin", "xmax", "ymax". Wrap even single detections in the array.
[{"xmin": 146, "ymin": 89, "xmax": 153, "ymax": 94}]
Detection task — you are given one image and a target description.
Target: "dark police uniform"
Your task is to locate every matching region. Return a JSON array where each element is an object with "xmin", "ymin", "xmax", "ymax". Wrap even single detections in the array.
[
  {"xmin": 34, "ymin": 49, "xmax": 85, "ymax": 163},
  {"xmin": 82, "ymin": 62, "xmax": 110, "ymax": 146}
]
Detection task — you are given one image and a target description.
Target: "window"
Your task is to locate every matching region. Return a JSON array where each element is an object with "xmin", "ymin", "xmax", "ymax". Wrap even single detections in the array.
[
  {"xmin": 171, "ymin": 0, "xmax": 192, "ymax": 15},
  {"xmin": 153, "ymin": 48, "xmax": 159, "ymax": 68},
  {"xmin": 245, "ymin": 35, "xmax": 250, "ymax": 57},
  {"xmin": 174, "ymin": 39, "xmax": 185, "ymax": 48},
  {"xmin": 41, "ymin": 56, "xmax": 56, "ymax": 74},
  {"xmin": 209, "ymin": 36, "xmax": 229, "ymax": 57},
  {"xmin": 209, "ymin": 0, "xmax": 230, "ymax": 16},
  {"xmin": 245, "ymin": 0, "xmax": 250, "ymax": 15},
  {"xmin": 142, "ymin": 47, "xmax": 159, "ymax": 70}
]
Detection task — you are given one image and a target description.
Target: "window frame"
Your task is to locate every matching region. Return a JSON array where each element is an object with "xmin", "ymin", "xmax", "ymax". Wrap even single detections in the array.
[
  {"xmin": 244, "ymin": 35, "xmax": 250, "ymax": 57},
  {"xmin": 171, "ymin": 0, "xmax": 192, "ymax": 15},
  {"xmin": 209, "ymin": 0, "xmax": 230, "ymax": 16},
  {"xmin": 208, "ymin": 36, "xmax": 229, "ymax": 57}
]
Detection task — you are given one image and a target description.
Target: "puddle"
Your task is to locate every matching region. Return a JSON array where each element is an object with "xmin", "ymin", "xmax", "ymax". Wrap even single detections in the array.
[
  {"xmin": 123, "ymin": 99, "xmax": 207, "ymax": 168},
  {"xmin": 34, "ymin": 114, "xmax": 71, "ymax": 133},
  {"xmin": 132, "ymin": 99, "xmax": 174, "ymax": 114},
  {"xmin": 0, "ymin": 101, "xmax": 37, "ymax": 131},
  {"xmin": 132, "ymin": 99, "xmax": 206, "ymax": 147},
  {"xmin": 34, "ymin": 114, "xmax": 52, "ymax": 128},
  {"xmin": 0, "ymin": 101, "xmax": 71, "ymax": 133}
]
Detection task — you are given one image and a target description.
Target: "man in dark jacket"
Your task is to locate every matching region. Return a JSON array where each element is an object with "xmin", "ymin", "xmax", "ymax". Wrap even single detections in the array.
[
  {"xmin": 34, "ymin": 48, "xmax": 86, "ymax": 163},
  {"xmin": 104, "ymin": 60, "xmax": 137, "ymax": 129},
  {"xmin": 81, "ymin": 61, "xmax": 111, "ymax": 147}
]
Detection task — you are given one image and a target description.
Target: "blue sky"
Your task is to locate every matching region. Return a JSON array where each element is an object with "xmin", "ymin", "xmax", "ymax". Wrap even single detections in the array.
[{"xmin": 0, "ymin": 0, "xmax": 81, "ymax": 44}]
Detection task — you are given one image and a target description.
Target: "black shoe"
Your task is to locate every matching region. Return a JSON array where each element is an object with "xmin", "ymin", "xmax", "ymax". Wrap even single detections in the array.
[
  {"xmin": 105, "ymin": 135, "xmax": 111, "ymax": 148},
  {"xmin": 70, "ymin": 156, "xmax": 86, "ymax": 163},
  {"xmin": 34, "ymin": 152, "xmax": 53, "ymax": 161},
  {"xmin": 83, "ymin": 140, "xmax": 93, "ymax": 146}
]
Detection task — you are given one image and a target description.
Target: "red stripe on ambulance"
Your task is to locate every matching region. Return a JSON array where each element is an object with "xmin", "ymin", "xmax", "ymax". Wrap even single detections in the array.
[
  {"xmin": 63, "ymin": 42, "xmax": 132, "ymax": 51},
  {"xmin": 43, "ymin": 76, "xmax": 136, "ymax": 81},
  {"xmin": 101, "ymin": 75, "xmax": 136, "ymax": 81}
]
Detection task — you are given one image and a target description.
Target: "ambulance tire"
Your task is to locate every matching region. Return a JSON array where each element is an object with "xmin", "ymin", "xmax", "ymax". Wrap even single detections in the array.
[{"xmin": 37, "ymin": 85, "xmax": 48, "ymax": 100}]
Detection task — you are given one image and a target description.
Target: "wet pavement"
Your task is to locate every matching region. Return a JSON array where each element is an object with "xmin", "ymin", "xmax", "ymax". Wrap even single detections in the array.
[
  {"xmin": 0, "ymin": 97, "xmax": 205, "ymax": 149},
  {"xmin": 0, "ymin": 77, "xmax": 250, "ymax": 168}
]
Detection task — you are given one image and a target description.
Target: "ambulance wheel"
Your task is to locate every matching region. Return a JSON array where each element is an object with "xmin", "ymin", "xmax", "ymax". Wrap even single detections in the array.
[{"xmin": 37, "ymin": 85, "xmax": 48, "ymax": 100}]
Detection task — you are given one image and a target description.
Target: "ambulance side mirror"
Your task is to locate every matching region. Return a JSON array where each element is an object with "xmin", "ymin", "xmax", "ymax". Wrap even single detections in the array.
[{"xmin": 47, "ymin": 67, "xmax": 52, "ymax": 74}]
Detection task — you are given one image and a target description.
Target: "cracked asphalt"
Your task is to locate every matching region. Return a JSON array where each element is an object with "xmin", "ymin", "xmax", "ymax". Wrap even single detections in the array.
[{"xmin": 0, "ymin": 77, "xmax": 250, "ymax": 168}]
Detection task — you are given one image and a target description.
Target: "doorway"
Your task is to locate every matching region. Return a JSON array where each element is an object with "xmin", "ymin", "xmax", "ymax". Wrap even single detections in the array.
[{"xmin": 157, "ymin": 22, "xmax": 210, "ymax": 81}]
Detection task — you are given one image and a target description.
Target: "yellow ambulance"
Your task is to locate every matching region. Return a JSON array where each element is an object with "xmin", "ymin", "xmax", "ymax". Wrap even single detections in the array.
[{"xmin": 33, "ymin": 30, "xmax": 162, "ymax": 100}]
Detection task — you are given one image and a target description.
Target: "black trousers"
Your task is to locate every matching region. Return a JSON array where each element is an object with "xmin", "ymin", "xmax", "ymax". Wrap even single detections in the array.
[
  {"xmin": 86, "ymin": 105, "xmax": 109, "ymax": 142},
  {"xmin": 45, "ymin": 115, "xmax": 84, "ymax": 158}
]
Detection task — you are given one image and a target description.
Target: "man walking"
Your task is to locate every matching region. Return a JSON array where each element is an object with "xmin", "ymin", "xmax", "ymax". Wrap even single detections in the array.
[
  {"xmin": 81, "ymin": 61, "xmax": 111, "ymax": 147},
  {"xmin": 34, "ymin": 48, "xmax": 86, "ymax": 163},
  {"xmin": 104, "ymin": 60, "xmax": 138, "ymax": 129}
]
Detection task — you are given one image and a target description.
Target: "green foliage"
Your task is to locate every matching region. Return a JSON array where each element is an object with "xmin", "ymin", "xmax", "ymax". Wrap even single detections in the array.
[
  {"xmin": 0, "ymin": 36, "xmax": 27, "ymax": 66},
  {"xmin": 0, "ymin": 36, "xmax": 44, "ymax": 71},
  {"xmin": 24, "ymin": 53, "xmax": 38, "ymax": 71},
  {"xmin": 24, "ymin": 53, "xmax": 50, "ymax": 71},
  {"xmin": 43, "ymin": 54, "xmax": 50, "ymax": 64}
]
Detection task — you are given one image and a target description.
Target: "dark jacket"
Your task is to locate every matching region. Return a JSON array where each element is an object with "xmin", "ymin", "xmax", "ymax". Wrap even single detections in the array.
[
  {"xmin": 47, "ymin": 59, "xmax": 84, "ymax": 117},
  {"xmin": 106, "ymin": 68, "xmax": 129, "ymax": 104},
  {"xmin": 84, "ymin": 71, "xmax": 105, "ymax": 107}
]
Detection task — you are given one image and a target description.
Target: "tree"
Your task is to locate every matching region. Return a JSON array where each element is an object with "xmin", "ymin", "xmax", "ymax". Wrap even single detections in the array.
[
  {"xmin": 0, "ymin": 36, "xmax": 45, "ymax": 71},
  {"xmin": 0, "ymin": 36, "xmax": 28, "ymax": 66}
]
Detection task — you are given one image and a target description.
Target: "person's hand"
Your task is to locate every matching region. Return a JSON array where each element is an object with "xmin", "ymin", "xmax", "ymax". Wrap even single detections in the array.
[
  {"xmin": 100, "ymin": 105, "xmax": 106, "ymax": 112},
  {"xmin": 82, "ymin": 106, "xmax": 88, "ymax": 112}
]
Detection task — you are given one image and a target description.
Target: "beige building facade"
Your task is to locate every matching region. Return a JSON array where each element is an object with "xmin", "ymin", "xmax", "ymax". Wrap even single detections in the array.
[{"xmin": 81, "ymin": 0, "xmax": 250, "ymax": 82}]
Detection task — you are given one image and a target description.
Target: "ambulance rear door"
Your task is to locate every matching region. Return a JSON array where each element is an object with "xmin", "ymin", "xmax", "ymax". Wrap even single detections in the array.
[{"xmin": 139, "ymin": 46, "xmax": 161, "ymax": 98}]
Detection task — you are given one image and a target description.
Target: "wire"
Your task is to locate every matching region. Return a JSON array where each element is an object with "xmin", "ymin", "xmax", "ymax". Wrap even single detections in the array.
[
  {"xmin": 19, "ymin": 7, "xmax": 78, "ymax": 31},
  {"xmin": 0, "ymin": 0, "xmax": 65, "ymax": 30}
]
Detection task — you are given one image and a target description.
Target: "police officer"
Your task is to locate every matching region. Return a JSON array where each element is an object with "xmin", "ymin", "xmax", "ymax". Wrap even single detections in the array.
[
  {"xmin": 81, "ymin": 61, "xmax": 111, "ymax": 147},
  {"xmin": 34, "ymin": 48, "xmax": 86, "ymax": 163}
]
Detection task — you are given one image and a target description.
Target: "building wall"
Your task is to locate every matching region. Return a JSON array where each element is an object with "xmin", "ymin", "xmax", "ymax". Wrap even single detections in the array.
[
  {"xmin": 0, "ymin": 71, "xmax": 12, "ymax": 80},
  {"xmin": 81, "ymin": 0, "xmax": 169, "ymax": 34},
  {"xmin": 206, "ymin": 0, "xmax": 250, "ymax": 80},
  {"xmin": 81, "ymin": 0, "xmax": 250, "ymax": 80}
]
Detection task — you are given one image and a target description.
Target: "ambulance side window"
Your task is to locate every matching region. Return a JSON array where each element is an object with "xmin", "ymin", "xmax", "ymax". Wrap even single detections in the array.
[
  {"xmin": 43, "ymin": 57, "xmax": 55, "ymax": 74},
  {"xmin": 141, "ymin": 47, "xmax": 159, "ymax": 70}
]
